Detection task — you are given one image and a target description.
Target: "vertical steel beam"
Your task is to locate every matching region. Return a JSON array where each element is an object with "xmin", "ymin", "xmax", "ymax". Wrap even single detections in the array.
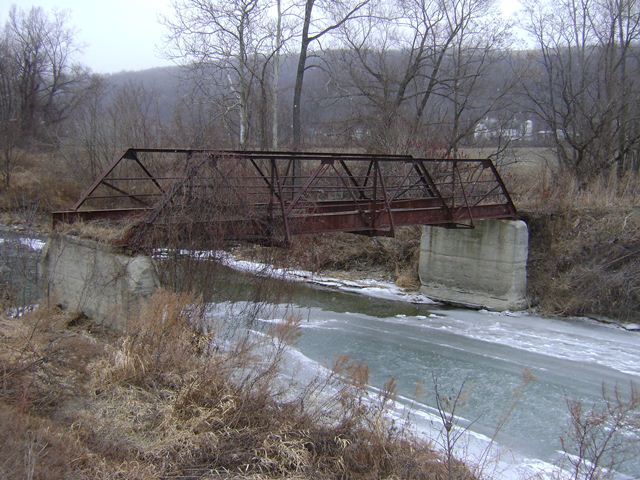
[
  {"xmin": 376, "ymin": 160, "xmax": 395, "ymax": 236},
  {"xmin": 371, "ymin": 160, "xmax": 378, "ymax": 230}
]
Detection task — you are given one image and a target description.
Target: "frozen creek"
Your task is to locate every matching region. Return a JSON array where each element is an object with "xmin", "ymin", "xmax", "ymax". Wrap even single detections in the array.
[{"xmin": 3, "ymin": 234, "xmax": 639, "ymax": 479}]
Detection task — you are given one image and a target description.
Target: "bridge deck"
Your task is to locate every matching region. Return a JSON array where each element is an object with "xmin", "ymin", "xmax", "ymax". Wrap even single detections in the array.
[{"xmin": 53, "ymin": 148, "xmax": 517, "ymax": 246}]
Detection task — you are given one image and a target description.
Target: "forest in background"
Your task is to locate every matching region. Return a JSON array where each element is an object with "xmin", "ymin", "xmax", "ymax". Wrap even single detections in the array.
[{"xmin": 2, "ymin": 0, "xmax": 640, "ymax": 194}]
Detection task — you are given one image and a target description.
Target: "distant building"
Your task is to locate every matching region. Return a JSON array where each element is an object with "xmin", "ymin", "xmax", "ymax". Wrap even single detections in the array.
[{"xmin": 474, "ymin": 117, "xmax": 535, "ymax": 142}]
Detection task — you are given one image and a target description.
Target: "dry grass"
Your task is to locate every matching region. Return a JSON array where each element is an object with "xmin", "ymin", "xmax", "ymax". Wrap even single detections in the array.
[
  {"xmin": 0, "ymin": 210, "xmax": 50, "ymax": 234},
  {"xmin": 505, "ymin": 153, "xmax": 640, "ymax": 321},
  {"xmin": 234, "ymin": 226, "xmax": 423, "ymax": 289},
  {"xmin": 0, "ymin": 150, "xmax": 84, "ymax": 213},
  {"xmin": 53, "ymin": 218, "xmax": 140, "ymax": 245},
  {"xmin": 523, "ymin": 207, "xmax": 640, "ymax": 322},
  {"xmin": 497, "ymin": 146, "xmax": 640, "ymax": 212},
  {"xmin": 0, "ymin": 309, "xmax": 108, "ymax": 479},
  {"xmin": 0, "ymin": 291, "xmax": 472, "ymax": 480},
  {"xmin": 514, "ymin": 173, "xmax": 640, "ymax": 212}
]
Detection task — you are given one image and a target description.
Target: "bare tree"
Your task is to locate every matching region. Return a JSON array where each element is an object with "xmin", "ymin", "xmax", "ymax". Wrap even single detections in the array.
[
  {"xmin": 165, "ymin": 0, "xmax": 285, "ymax": 149},
  {"xmin": 272, "ymin": 0, "xmax": 284, "ymax": 149},
  {"xmin": 0, "ymin": 118, "xmax": 21, "ymax": 189},
  {"xmin": 330, "ymin": 0, "xmax": 511, "ymax": 154},
  {"xmin": 250, "ymin": 1, "xmax": 297, "ymax": 149},
  {"xmin": 558, "ymin": 385, "xmax": 640, "ymax": 480},
  {"xmin": 291, "ymin": 0, "xmax": 370, "ymax": 150},
  {"xmin": 522, "ymin": 0, "xmax": 640, "ymax": 184},
  {"xmin": 2, "ymin": 5, "xmax": 83, "ymax": 140},
  {"xmin": 331, "ymin": 0, "xmax": 443, "ymax": 152},
  {"xmin": 111, "ymin": 83, "xmax": 164, "ymax": 148},
  {"xmin": 65, "ymin": 80, "xmax": 166, "ymax": 182},
  {"xmin": 168, "ymin": 89, "xmax": 231, "ymax": 148},
  {"xmin": 68, "ymin": 74, "xmax": 110, "ymax": 178},
  {"xmin": 439, "ymin": 0, "xmax": 513, "ymax": 158},
  {"xmin": 0, "ymin": 33, "xmax": 20, "ymax": 188},
  {"xmin": 0, "ymin": 5, "xmax": 84, "ymax": 187},
  {"xmin": 607, "ymin": 0, "xmax": 640, "ymax": 175}
]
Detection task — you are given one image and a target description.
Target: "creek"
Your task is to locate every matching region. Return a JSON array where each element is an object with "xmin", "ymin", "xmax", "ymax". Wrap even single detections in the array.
[
  {"xmin": 3, "ymin": 232, "xmax": 640, "ymax": 479},
  {"xmin": 201, "ymin": 261, "xmax": 640, "ymax": 480}
]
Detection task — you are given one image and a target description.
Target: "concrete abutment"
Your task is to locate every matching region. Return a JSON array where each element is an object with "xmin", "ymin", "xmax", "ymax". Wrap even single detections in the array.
[
  {"xmin": 419, "ymin": 219, "xmax": 529, "ymax": 311},
  {"xmin": 40, "ymin": 234, "xmax": 160, "ymax": 328},
  {"xmin": 40, "ymin": 221, "xmax": 529, "ymax": 325}
]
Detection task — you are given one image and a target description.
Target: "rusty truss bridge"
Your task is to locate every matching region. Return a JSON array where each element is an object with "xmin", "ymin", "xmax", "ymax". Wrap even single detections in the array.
[{"xmin": 53, "ymin": 148, "xmax": 517, "ymax": 246}]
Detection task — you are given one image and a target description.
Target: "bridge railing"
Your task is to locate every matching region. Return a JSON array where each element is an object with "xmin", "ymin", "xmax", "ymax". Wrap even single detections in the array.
[{"xmin": 52, "ymin": 148, "xmax": 517, "ymax": 245}]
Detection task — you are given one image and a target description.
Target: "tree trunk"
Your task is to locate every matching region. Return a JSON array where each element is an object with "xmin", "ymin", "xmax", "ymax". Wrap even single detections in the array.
[
  {"xmin": 259, "ymin": 78, "xmax": 269, "ymax": 150},
  {"xmin": 272, "ymin": 0, "xmax": 282, "ymax": 150},
  {"xmin": 617, "ymin": 8, "xmax": 628, "ymax": 179},
  {"xmin": 292, "ymin": 0, "xmax": 314, "ymax": 151}
]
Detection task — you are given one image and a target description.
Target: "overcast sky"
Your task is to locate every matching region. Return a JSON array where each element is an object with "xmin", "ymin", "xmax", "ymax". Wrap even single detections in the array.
[
  {"xmin": 0, "ymin": 0, "xmax": 175, "ymax": 73},
  {"xmin": 0, "ymin": 0, "xmax": 521, "ymax": 74}
]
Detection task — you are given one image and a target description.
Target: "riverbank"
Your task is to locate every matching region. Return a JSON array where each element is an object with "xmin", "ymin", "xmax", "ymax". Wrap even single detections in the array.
[
  {"xmin": 2, "ymin": 225, "xmax": 640, "ymax": 479},
  {"xmin": 227, "ymin": 207, "xmax": 640, "ymax": 325},
  {"xmin": 523, "ymin": 207, "xmax": 640, "ymax": 324},
  {"xmin": 212, "ymin": 247, "xmax": 639, "ymax": 332},
  {"xmin": 0, "ymin": 291, "xmax": 473, "ymax": 480},
  {"xmin": 0, "ymin": 210, "xmax": 51, "ymax": 235},
  {"xmin": 228, "ymin": 226, "xmax": 422, "ymax": 288},
  {"xmin": 3, "ymin": 204, "xmax": 640, "ymax": 327}
]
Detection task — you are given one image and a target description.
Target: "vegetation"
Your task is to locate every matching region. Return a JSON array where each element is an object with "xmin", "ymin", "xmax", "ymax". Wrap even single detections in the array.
[
  {"xmin": 230, "ymin": 226, "xmax": 423, "ymax": 291},
  {"xmin": 0, "ymin": 291, "xmax": 473, "ymax": 479},
  {"xmin": 523, "ymin": 193, "xmax": 640, "ymax": 322},
  {"xmin": 2, "ymin": 1, "xmax": 640, "ymax": 179}
]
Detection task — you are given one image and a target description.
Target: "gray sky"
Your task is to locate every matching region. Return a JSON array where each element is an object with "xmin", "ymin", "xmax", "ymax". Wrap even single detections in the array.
[
  {"xmin": 0, "ymin": 0, "xmax": 521, "ymax": 74},
  {"xmin": 0, "ymin": 0, "xmax": 175, "ymax": 73}
]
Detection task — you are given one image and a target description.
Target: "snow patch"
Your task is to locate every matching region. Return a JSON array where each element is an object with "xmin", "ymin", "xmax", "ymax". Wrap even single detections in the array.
[
  {"xmin": 19, "ymin": 238, "xmax": 46, "ymax": 251},
  {"xmin": 215, "ymin": 251, "xmax": 437, "ymax": 305},
  {"xmin": 0, "ymin": 236, "xmax": 45, "ymax": 251},
  {"xmin": 157, "ymin": 248, "xmax": 437, "ymax": 305},
  {"xmin": 5, "ymin": 304, "xmax": 38, "ymax": 318}
]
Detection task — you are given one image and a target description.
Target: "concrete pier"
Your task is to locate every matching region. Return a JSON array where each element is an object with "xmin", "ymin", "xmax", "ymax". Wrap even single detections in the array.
[
  {"xmin": 40, "ymin": 234, "xmax": 159, "ymax": 327},
  {"xmin": 419, "ymin": 220, "xmax": 529, "ymax": 310}
]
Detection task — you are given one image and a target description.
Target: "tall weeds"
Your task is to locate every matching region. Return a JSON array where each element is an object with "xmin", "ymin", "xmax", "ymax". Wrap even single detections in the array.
[
  {"xmin": 0, "ymin": 290, "xmax": 470, "ymax": 479},
  {"xmin": 502, "ymin": 159, "xmax": 640, "ymax": 322},
  {"xmin": 523, "ymin": 206, "xmax": 640, "ymax": 321},
  {"xmin": 557, "ymin": 385, "xmax": 640, "ymax": 480}
]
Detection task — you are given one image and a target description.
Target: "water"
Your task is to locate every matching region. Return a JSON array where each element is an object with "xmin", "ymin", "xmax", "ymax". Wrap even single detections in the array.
[
  {"xmin": 0, "ymin": 229, "xmax": 45, "ymax": 310},
  {"xmin": 3, "ymin": 236, "xmax": 640, "ymax": 478},
  {"xmin": 202, "ymin": 263, "xmax": 640, "ymax": 479}
]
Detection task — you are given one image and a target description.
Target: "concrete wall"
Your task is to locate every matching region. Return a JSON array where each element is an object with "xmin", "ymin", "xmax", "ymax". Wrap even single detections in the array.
[
  {"xmin": 419, "ymin": 220, "xmax": 529, "ymax": 310},
  {"xmin": 40, "ymin": 234, "xmax": 160, "ymax": 327}
]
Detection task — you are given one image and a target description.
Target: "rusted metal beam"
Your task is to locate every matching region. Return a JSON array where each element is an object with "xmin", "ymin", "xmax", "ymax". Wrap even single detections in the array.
[
  {"xmin": 129, "ymin": 151, "xmax": 165, "ymax": 195},
  {"xmin": 54, "ymin": 148, "xmax": 518, "ymax": 246},
  {"xmin": 72, "ymin": 150, "xmax": 129, "ymax": 210}
]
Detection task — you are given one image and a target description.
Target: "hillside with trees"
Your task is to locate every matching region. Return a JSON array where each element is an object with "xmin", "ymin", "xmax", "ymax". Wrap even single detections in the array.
[
  {"xmin": 1, "ymin": 3, "xmax": 640, "ymax": 479},
  {"xmin": 2, "ymin": 0, "xmax": 640, "ymax": 182}
]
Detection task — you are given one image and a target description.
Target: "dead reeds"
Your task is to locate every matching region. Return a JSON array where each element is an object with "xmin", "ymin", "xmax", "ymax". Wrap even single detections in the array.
[{"xmin": 0, "ymin": 291, "xmax": 470, "ymax": 479}]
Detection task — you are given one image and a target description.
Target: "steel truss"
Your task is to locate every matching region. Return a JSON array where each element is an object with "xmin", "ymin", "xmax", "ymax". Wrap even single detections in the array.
[{"xmin": 53, "ymin": 148, "xmax": 518, "ymax": 246}]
